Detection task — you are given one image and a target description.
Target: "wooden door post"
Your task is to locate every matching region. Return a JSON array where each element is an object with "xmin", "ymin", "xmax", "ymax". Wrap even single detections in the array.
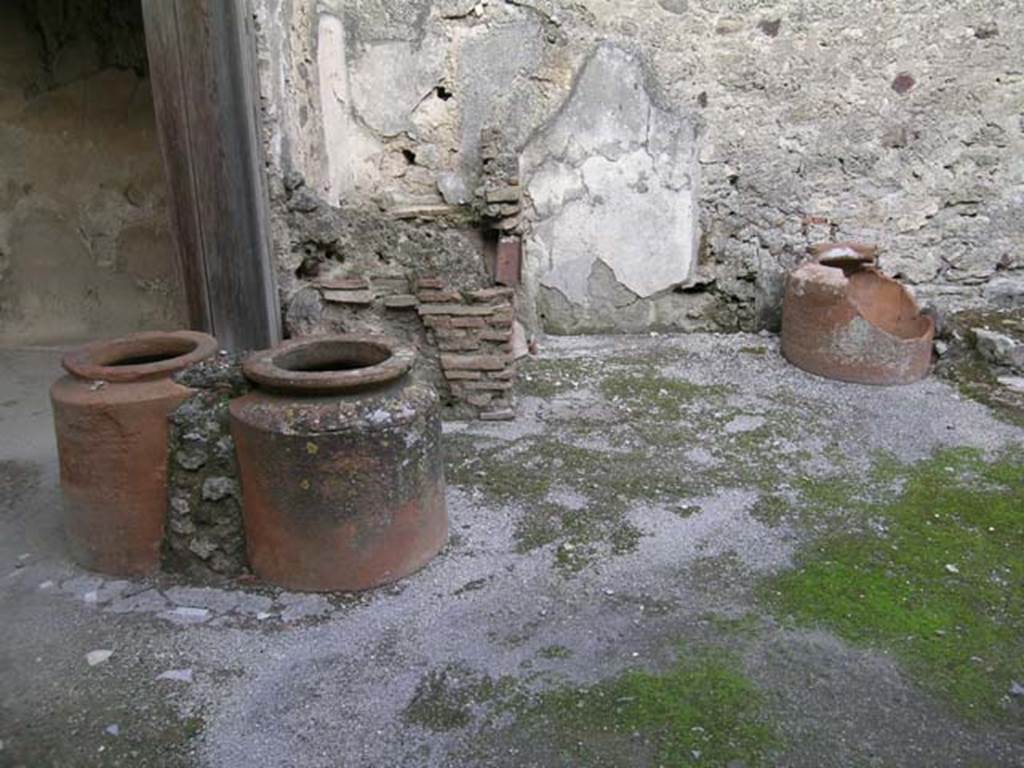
[{"xmin": 142, "ymin": 0, "xmax": 281, "ymax": 351}]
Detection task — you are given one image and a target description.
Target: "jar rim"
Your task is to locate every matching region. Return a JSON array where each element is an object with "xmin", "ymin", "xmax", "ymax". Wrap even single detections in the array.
[
  {"xmin": 62, "ymin": 331, "xmax": 219, "ymax": 382},
  {"xmin": 242, "ymin": 335, "xmax": 415, "ymax": 395}
]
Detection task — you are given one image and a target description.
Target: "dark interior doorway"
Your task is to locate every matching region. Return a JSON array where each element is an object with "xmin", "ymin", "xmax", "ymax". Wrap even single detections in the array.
[{"xmin": 0, "ymin": 0, "xmax": 185, "ymax": 346}]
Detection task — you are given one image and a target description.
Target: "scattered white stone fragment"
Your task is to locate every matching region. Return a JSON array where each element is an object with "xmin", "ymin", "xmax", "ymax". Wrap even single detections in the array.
[
  {"xmin": 159, "ymin": 607, "xmax": 211, "ymax": 625},
  {"xmin": 945, "ymin": 563, "xmax": 960, "ymax": 574},
  {"xmin": 38, "ymin": 581, "xmax": 54, "ymax": 590},
  {"xmin": 105, "ymin": 724, "xmax": 119, "ymax": 737},
  {"xmin": 997, "ymin": 376, "xmax": 1024, "ymax": 393},
  {"xmin": 86, "ymin": 649, "xmax": 113, "ymax": 667},
  {"xmin": 256, "ymin": 612, "xmax": 273, "ymax": 621},
  {"xmin": 156, "ymin": 668, "xmax": 194, "ymax": 683},
  {"xmin": 83, "ymin": 590, "xmax": 99, "ymax": 604},
  {"xmin": 1010, "ymin": 681, "xmax": 1024, "ymax": 698}
]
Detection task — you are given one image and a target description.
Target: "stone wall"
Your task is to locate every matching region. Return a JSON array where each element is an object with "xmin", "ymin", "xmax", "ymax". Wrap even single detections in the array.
[
  {"xmin": 0, "ymin": 1, "xmax": 183, "ymax": 346},
  {"xmin": 253, "ymin": 0, "xmax": 1023, "ymax": 341},
  {"xmin": 166, "ymin": 355, "xmax": 250, "ymax": 581}
]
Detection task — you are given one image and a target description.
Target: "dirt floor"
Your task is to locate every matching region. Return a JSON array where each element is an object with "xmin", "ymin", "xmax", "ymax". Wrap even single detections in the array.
[{"xmin": 1, "ymin": 334, "xmax": 1022, "ymax": 768}]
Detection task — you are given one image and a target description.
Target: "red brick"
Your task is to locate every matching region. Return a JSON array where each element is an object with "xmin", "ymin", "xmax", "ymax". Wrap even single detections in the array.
[
  {"xmin": 490, "ymin": 365, "xmax": 517, "ymax": 381},
  {"xmin": 463, "ymin": 380, "xmax": 513, "ymax": 391},
  {"xmin": 439, "ymin": 338, "xmax": 482, "ymax": 352},
  {"xmin": 441, "ymin": 353, "xmax": 509, "ymax": 371},
  {"xmin": 480, "ymin": 328, "xmax": 511, "ymax": 342},
  {"xmin": 417, "ymin": 290, "xmax": 462, "ymax": 303},
  {"xmin": 422, "ymin": 316, "xmax": 452, "ymax": 329},
  {"xmin": 487, "ymin": 307, "xmax": 515, "ymax": 325},
  {"xmin": 432, "ymin": 327, "xmax": 469, "ymax": 339},
  {"xmin": 494, "ymin": 237, "xmax": 521, "ymax": 286},
  {"xmin": 416, "ymin": 276, "xmax": 444, "ymax": 289},
  {"xmin": 450, "ymin": 316, "xmax": 487, "ymax": 328},
  {"xmin": 419, "ymin": 304, "xmax": 501, "ymax": 317},
  {"xmin": 467, "ymin": 287, "xmax": 515, "ymax": 304},
  {"xmin": 322, "ymin": 289, "xmax": 374, "ymax": 305},
  {"xmin": 372, "ymin": 276, "xmax": 410, "ymax": 293},
  {"xmin": 317, "ymin": 276, "xmax": 368, "ymax": 290},
  {"xmin": 444, "ymin": 370, "xmax": 482, "ymax": 381}
]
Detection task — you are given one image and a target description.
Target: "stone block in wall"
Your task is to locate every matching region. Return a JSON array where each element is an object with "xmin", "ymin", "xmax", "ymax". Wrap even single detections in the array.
[{"xmin": 165, "ymin": 355, "xmax": 250, "ymax": 580}]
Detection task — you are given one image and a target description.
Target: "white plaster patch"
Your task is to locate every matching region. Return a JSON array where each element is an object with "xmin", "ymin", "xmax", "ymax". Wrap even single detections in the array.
[
  {"xmin": 348, "ymin": 40, "xmax": 446, "ymax": 138},
  {"xmin": 523, "ymin": 44, "xmax": 699, "ymax": 320},
  {"xmin": 316, "ymin": 14, "xmax": 383, "ymax": 200}
]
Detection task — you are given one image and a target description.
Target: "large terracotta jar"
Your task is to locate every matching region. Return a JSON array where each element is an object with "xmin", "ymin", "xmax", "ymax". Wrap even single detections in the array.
[
  {"xmin": 230, "ymin": 335, "xmax": 448, "ymax": 592},
  {"xmin": 781, "ymin": 243, "xmax": 934, "ymax": 385},
  {"xmin": 51, "ymin": 331, "xmax": 219, "ymax": 576}
]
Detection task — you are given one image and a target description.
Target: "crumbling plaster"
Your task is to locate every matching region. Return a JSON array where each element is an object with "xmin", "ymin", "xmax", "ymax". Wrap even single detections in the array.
[{"xmin": 252, "ymin": 0, "xmax": 1024, "ymax": 335}]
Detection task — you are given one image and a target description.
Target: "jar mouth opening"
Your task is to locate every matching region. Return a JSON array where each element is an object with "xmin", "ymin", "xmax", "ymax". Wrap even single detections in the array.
[
  {"xmin": 243, "ymin": 335, "xmax": 414, "ymax": 395},
  {"xmin": 63, "ymin": 332, "xmax": 219, "ymax": 382},
  {"xmin": 274, "ymin": 340, "xmax": 392, "ymax": 373}
]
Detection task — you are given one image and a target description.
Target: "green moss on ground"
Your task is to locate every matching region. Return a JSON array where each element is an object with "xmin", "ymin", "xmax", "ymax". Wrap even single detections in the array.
[
  {"xmin": 765, "ymin": 447, "xmax": 1024, "ymax": 720},
  {"xmin": 513, "ymin": 647, "xmax": 778, "ymax": 767},
  {"xmin": 403, "ymin": 664, "xmax": 521, "ymax": 732},
  {"xmin": 537, "ymin": 644, "xmax": 573, "ymax": 660},
  {"xmin": 600, "ymin": 371, "xmax": 731, "ymax": 421},
  {"xmin": 447, "ymin": 434, "xmax": 692, "ymax": 572}
]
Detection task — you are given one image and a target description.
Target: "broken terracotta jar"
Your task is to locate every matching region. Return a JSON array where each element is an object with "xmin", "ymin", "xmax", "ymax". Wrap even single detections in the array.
[
  {"xmin": 51, "ymin": 330, "xmax": 219, "ymax": 576},
  {"xmin": 781, "ymin": 243, "xmax": 934, "ymax": 385},
  {"xmin": 230, "ymin": 335, "xmax": 448, "ymax": 592}
]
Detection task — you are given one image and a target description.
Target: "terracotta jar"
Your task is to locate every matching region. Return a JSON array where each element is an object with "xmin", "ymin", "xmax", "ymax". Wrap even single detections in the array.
[
  {"xmin": 781, "ymin": 243, "xmax": 934, "ymax": 385},
  {"xmin": 51, "ymin": 331, "xmax": 219, "ymax": 576},
  {"xmin": 230, "ymin": 335, "xmax": 448, "ymax": 592}
]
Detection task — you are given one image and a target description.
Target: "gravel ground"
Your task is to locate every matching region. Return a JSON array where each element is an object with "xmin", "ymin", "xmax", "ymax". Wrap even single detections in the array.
[{"xmin": 1, "ymin": 335, "xmax": 1022, "ymax": 768}]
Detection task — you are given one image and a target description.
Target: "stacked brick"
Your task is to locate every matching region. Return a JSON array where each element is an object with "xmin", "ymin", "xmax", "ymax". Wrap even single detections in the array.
[
  {"xmin": 418, "ymin": 279, "xmax": 516, "ymax": 421},
  {"xmin": 317, "ymin": 274, "xmax": 517, "ymax": 420}
]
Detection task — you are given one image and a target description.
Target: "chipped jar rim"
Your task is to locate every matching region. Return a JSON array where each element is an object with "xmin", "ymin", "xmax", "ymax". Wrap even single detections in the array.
[
  {"xmin": 62, "ymin": 331, "xmax": 219, "ymax": 383},
  {"xmin": 243, "ymin": 335, "xmax": 415, "ymax": 395}
]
